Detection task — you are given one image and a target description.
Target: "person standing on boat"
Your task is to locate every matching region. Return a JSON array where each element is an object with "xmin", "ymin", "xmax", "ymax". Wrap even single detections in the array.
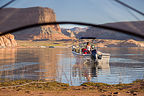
[
  {"xmin": 91, "ymin": 45, "xmax": 97, "ymax": 61},
  {"xmin": 86, "ymin": 42, "xmax": 91, "ymax": 54}
]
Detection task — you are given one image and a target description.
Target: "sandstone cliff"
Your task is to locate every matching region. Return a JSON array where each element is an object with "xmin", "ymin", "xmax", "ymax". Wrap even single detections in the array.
[
  {"xmin": 65, "ymin": 21, "xmax": 144, "ymax": 40},
  {"xmin": 0, "ymin": 33, "xmax": 17, "ymax": 48},
  {"xmin": 94, "ymin": 39, "xmax": 144, "ymax": 47},
  {"xmin": 0, "ymin": 7, "xmax": 70, "ymax": 40}
]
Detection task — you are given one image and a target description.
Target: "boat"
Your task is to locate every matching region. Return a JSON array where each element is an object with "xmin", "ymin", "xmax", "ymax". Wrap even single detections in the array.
[{"xmin": 72, "ymin": 37, "xmax": 110, "ymax": 69}]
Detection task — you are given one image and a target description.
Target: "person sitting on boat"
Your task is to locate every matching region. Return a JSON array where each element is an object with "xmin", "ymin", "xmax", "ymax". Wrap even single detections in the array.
[
  {"xmin": 72, "ymin": 45, "xmax": 76, "ymax": 51},
  {"xmin": 82, "ymin": 47, "xmax": 87, "ymax": 54},
  {"xmin": 86, "ymin": 42, "xmax": 91, "ymax": 54}
]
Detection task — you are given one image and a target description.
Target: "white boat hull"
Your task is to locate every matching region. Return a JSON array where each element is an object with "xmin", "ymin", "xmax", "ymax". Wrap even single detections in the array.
[{"xmin": 72, "ymin": 51, "xmax": 110, "ymax": 69}]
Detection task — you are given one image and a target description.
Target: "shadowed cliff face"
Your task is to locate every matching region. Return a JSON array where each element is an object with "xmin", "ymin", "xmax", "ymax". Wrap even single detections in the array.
[
  {"xmin": 0, "ymin": 7, "xmax": 70, "ymax": 40},
  {"xmin": 61, "ymin": 21, "xmax": 144, "ymax": 40},
  {"xmin": 76, "ymin": 21, "xmax": 144, "ymax": 40},
  {"xmin": 0, "ymin": 33, "xmax": 17, "ymax": 47}
]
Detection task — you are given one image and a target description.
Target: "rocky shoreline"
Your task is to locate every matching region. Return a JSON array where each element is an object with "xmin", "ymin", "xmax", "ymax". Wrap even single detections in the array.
[{"xmin": 0, "ymin": 79, "xmax": 143, "ymax": 96}]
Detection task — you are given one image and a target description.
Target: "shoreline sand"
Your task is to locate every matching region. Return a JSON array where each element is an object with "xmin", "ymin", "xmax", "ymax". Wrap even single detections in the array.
[{"xmin": 0, "ymin": 79, "xmax": 144, "ymax": 96}]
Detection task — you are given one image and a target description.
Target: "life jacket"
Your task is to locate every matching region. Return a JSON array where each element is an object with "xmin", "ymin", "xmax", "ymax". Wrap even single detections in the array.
[
  {"xmin": 82, "ymin": 48, "xmax": 87, "ymax": 54},
  {"xmin": 91, "ymin": 49, "xmax": 97, "ymax": 60},
  {"xmin": 91, "ymin": 49, "xmax": 97, "ymax": 55}
]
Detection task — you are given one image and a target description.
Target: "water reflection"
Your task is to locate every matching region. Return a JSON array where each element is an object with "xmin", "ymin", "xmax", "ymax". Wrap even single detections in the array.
[
  {"xmin": 0, "ymin": 48, "xmax": 16, "ymax": 65},
  {"xmin": 0, "ymin": 48, "xmax": 144, "ymax": 86},
  {"xmin": 0, "ymin": 48, "xmax": 17, "ymax": 81},
  {"xmin": 0, "ymin": 48, "xmax": 63, "ymax": 81},
  {"xmin": 38, "ymin": 48, "xmax": 63, "ymax": 81},
  {"xmin": 72, "ymin": 56, "xmax": 98, "ymax": 82}
]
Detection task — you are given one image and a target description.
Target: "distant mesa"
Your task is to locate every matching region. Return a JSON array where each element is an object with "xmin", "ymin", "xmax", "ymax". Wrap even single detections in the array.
[
  {"xmin": 70, "ymin": 27, "xmax": 88, "ymax": 33},
  {"xmin": 115, "ymin": 39, "xmax": 144, "ymax": 47},
  {"xmin": 61, "ymin": 29, "xmax": 76, "ymax": 39},
  {"xmin": 61, "ymin": 27, "xmax": 87, "ymax": 39},
  {"xmin": 0, "ymin": 7, "xmax": 70, "ymax": 40},
  {"xmin": 83, "ymin": 21, "xmax": 144, "ymax": 40},
  {"xmin": 0, "ymin": 7, "xmax": 144, "ymax": 42},
  {"xmin": 62, "ymin": 21, "xmax": 144, "ymax": 40},
  {"xmin": 94, "ymin": 39, "xmax": 144, "ymax": 47}
]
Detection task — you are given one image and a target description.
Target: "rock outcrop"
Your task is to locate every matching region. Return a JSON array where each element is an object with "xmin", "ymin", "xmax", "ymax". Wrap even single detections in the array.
[
  {"xmin": 70, "ymin": 27, "xmax": 88, "ymax": 34},
  {"xmin": 0, "ymin": 33, "xmax": 17, "ymax": 48},
  {"xmin": 61, "ymin": 29, "xmax": 76, "ymax": 39},
  {"xmin": 0, "ymin": 7, "xmax": 70, "ymax": 40},
  {"xmin": 61, "ymin": 27, "xmax": 87, "ymax": 38}
]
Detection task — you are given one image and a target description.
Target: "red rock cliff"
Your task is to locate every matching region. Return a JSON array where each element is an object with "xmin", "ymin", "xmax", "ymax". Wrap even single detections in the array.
[{"xmin": 0, "ymin": 7, "xmax": 70, "ymax": 40}]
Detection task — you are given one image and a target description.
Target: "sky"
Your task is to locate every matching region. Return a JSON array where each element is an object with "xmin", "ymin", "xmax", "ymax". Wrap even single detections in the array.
[{"xmin": 1, "ymin": 0, "xmax": 144, "ymax": 28}]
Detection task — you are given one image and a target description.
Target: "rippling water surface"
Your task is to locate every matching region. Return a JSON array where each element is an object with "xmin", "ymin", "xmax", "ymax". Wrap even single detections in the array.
[{"xmin": 0, "ymin": 48, "xmax": 144, "ymax": 86}]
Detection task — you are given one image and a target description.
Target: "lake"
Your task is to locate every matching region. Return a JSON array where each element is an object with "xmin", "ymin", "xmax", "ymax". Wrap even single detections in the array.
[{"xmin": 0, "ymin": 47, "xmax": 144, "ymax": 86}]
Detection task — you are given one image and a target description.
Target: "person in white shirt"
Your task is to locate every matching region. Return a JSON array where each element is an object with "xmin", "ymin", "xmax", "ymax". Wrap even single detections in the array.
[{"xmin": 86, "ymin": 42, "xmax": 91, "ymax": 53}]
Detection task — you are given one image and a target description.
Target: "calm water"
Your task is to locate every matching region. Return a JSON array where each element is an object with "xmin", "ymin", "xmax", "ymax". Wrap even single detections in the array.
[{"xmin": 0, "ymin": 48, "xmax": 144, "ymax": 86}]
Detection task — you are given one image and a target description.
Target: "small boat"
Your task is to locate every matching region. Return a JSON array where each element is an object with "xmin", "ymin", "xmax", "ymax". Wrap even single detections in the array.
[{"xmin": 72, "ymin": 37, "xmax": 110, "ymax": 69}]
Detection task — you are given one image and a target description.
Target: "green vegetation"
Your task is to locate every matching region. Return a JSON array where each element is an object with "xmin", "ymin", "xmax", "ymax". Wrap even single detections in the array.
[
  {"xmin": 0, "ymin": 80, "xmax": 69, "ymax": 91},
  {"xmin": 0, "ymin": 79, "xmax": 144, "ymax": 92},
  {"xmin": 132, "ymin": 79, "xmax": 144, "ymax": 83},
  {"xmin": 24, "ymin": 81, "xmax": 69, "ymax": 91},
  {"xmin": 80, "ymin": 80, "xmax": 144, "ymax": 92},
  {"xmin": 0, "ymin": 79, "xmax": 33, "ymax": 86},
  {"xmin": 81, "ymin": 82, "xmax": 110, "ymax": 87}
]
